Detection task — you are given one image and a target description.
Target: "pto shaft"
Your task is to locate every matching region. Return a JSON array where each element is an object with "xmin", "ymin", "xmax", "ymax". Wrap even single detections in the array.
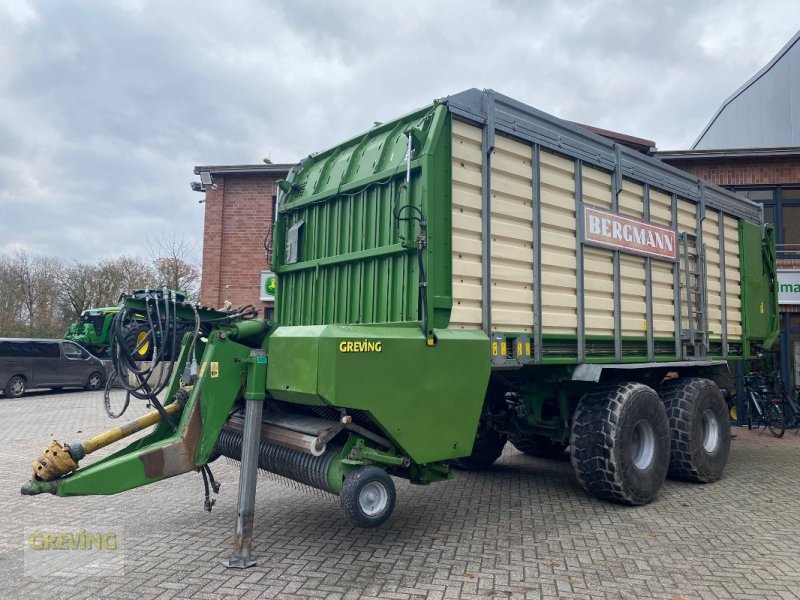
[{"xmin": 26, "ymin": 397, "xmax": 185, "ymax": 486}]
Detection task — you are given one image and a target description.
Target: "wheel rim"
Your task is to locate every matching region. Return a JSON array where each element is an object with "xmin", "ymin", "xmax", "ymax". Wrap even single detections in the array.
[
  {"xmin": 358, "ymin": 481, "xmax": 389, "ymax": 516},
  {"xmin": 89, "ymin": 374, "xmax": 101, "ymax": 388},
  {"xmin": 630, "ymin": 419, "xmax": 655, "ymax": 470},
  {"xmin": 135, "ymin": 331, "xmax": 150, "ymax": 357},
  {"xmin": 701, "ymin": 409, "xmax": 720, "ymax": 453},
  {"xmin": 10, "ymin": 379, "xmax": 24, "ymax": 395}
]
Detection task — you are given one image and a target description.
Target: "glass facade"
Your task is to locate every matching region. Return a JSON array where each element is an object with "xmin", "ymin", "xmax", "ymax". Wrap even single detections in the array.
[{"xmin": 731, "ymin": 186, "xmax": 800, "ymax": 257}]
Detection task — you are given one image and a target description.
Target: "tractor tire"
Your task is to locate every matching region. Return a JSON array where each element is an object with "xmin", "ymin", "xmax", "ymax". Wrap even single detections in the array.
[
  {"xmin": 659, "ymin": 377, "xmax": 731, "ymax": 483},
  {"xmin": 340, "ymin": 466, "xmax": 396, "ymax": 528},
  {"xmin": 454, "ymin": 428, "xmax": 507, "ymax": 470},
  {"xmin": 123, "ymin": 324, "xmax": 153, "ymax": 361},
  {"xmin": 168, "ymin": 324, "xmax": 195, "ymax": 360},
  {"xmin": 508, "ymin": 418, "xmax": 568, "ymax": 459},
  {"xmin": 4, "ymin": 375, "xmax": 26, "ymax": 398},
  {"xmin": 570, "ymin": 382, "xmax": 670, "ymax": 505}
]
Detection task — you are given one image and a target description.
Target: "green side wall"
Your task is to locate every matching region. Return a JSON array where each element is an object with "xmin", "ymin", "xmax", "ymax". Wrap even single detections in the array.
[{"xmin": 266, "ymin": 325, "xmax": 490, "ymax": 464}]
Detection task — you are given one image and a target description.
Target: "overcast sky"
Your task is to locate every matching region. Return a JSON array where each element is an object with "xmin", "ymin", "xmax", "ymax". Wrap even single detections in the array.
[{"xmin": 0, "ymin": 1, "xmax": 798, "ymax": 263}]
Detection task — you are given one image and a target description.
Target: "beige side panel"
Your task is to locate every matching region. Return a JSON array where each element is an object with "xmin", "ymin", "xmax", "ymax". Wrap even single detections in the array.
[
  {"xmin": 723, "ymin": 215, "xmax": 743, "ymax": 339},
  {"xmin": 676, "ymin": 198, "xmax": 697, "ymax": 325},
  {"xmin": 583, "ymin": 166, "xmax": 613, "ymax": 209},
  {"xmin": 539, "ymin": 150, "xmax": 577, "ymax": 334},
  {"xmin": 451, "ymin": 120, "xmax": 483, "ymax": 329},
  {"xmin": 490, "ymin": 135, "xmax": 534, "ymax": 332},
  {"xmin": 702, "ymin": 210, "xmax": 723, "ymax": 340},
  {"xmin": 581, "ymin": 166, "xmax": 614, "ymax": 336},
  {"xmin": 649, "ymin": 190, "xmax": 676, "ymax": 336}
]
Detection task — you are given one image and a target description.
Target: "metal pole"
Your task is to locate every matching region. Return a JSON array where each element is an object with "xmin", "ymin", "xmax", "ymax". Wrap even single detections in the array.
[{"xmin": 224, "ymin": 349, "xmax": 267, "ymax": 569}]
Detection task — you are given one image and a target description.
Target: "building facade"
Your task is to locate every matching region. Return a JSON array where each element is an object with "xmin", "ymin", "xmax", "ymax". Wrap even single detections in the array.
[
  {"xmin": 659, "ymin": 30, "xmax": 800, "ymax": 390},
  {"xmin": 193, "ymin": 163, "xmax": 292, "ymax": 316}
]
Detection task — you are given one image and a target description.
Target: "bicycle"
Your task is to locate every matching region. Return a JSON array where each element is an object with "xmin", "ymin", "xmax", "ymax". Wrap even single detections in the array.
[
  {"xmin": 743, "ymin": 375, "xmax": 785, "ymax": 438},
  {"xmin": 781, "ymin": 386, "xmax": 800, "ymax": 431}
]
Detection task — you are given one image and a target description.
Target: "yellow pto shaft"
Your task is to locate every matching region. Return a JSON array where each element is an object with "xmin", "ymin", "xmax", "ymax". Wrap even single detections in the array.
[{"xmin": 31, "ymin": 400, "xmax": 185, "ymax": 482}]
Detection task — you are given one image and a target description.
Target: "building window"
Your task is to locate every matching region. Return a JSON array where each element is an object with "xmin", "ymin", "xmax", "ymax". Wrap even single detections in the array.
[{"xmin": 731, "ymin": 186, "xmax": 800, "ymax": 258}]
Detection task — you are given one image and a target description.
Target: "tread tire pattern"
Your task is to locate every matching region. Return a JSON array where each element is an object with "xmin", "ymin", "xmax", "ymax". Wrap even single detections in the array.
[
  {"xmin": 570, "ymin": 381, "xmax": 670, "ymax": 505},
  {"xmin": 659, "ymin": 377, "xmax": 731, "ymax": 483}
]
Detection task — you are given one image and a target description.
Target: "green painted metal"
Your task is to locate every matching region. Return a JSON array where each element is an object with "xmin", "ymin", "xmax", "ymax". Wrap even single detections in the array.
[
  {"xmin": 64, "ymin": 306, "xmax": 121, "ymax": 355},
  {"xmin": 273, "ymin": 104, "xmax": 451, "ymax": 334},
  {"xmin": 739, "ymin": 221, "xmax": 779, "ymax": 354},
  {"xmin": 266, "ymin": 324, "xmax": 490, "ymax": 464},
  {"xmin": 45, "ymin": 327, "xmax": 260, "ymax": 496}
]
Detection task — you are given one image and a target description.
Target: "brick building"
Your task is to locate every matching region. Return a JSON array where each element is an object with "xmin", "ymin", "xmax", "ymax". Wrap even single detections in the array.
[
  {"xmin": 193, "ymin": 163, "xmax": 293, "ymax": 315},
  {"xmin": 659, "ymin": 30, "xmax": 800, "ymax": 389}
]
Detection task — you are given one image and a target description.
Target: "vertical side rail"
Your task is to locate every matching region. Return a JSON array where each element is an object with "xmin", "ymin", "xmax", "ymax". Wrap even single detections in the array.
[
  {"xmin": 719, "ymin": 215, "xmax": 729, "ymax": 358},
  {"xmin": 575, "ymin": 159, "xmax": 585, "ymax": 363},
  {"xmin": 672, "ymin": 193, "xmax": 683, "ymax": 360},
  {"xmin": 532, "ymin": 144, "xmax": 543, "ymax": 364},
  {"xmin": 480, "ymin": 96, "xmax": 495, "ymax": 334},
  {"xmin": 224, "ymin": 349, "xmax": 268, "ymax": 569},
  {"xmin": 697, "ymin": 184, "xmax": 708, "ymax": 358},
  {"xmin": 612, "ymin": 145, "xmax": 622, "ymax": 363},
  {"xmin": 682, "ymin": 232, "xmax": 695, "ymax": 356},
  {"xmin": 643, "ymin": 184, "xmax": 654, "ymax": 361}
]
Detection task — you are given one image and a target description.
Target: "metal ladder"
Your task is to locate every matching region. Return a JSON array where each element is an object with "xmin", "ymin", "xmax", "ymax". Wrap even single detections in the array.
[{"xmin": 679, "ymin": 232, "xmax": 708, "ymax": 359}]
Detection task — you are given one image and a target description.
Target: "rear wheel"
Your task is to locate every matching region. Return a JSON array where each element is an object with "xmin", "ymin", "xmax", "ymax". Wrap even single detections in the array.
[
  {"xmin": 570, "ymin": 382, "xmax": 670, "ymax": 505},
  {"xmin": 340, "ymin": 466, "xmax": 396, "ymax": 528},
  {"xmin": 4, "ymin": 375, "xmax": 26, "ymax": 398},
  {"xmin": 123, "ymin": 324, "xmax": 153, "ymax": 361},
  {"xmin": 659, "ymin": 378, "xmax": 731, "ymax": 482},
  {"xmin": 766, "ymin": 400, "xmax": 786, "ymax": 438}
]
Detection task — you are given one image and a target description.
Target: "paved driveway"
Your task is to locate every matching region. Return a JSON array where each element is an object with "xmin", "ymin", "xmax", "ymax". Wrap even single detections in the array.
[{"xmin": 1, "ymin": 390, "xmax": 799, "ymax": 599}]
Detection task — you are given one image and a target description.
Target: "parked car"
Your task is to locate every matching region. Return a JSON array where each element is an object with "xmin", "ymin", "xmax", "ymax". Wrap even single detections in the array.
[{"xmin": 0, "ymin": 338, "xmax": 106, "ymax": 398}]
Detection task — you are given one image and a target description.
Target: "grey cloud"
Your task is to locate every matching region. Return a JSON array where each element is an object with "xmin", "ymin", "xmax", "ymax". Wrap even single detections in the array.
[{"xmin": 0, "ymin": 0, "xmax": 798, "ymax": 262}]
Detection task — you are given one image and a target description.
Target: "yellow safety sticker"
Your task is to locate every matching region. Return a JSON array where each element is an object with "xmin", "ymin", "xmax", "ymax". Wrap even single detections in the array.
[{"xmin": 210, "ymin": 362, "xmax": 219, "ymax": 378}]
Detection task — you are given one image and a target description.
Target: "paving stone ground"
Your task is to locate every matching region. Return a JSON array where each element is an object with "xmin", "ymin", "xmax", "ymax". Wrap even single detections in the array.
[{"xmin": 1, "ymin": 390, "xmax": 800, "ymax": 600}]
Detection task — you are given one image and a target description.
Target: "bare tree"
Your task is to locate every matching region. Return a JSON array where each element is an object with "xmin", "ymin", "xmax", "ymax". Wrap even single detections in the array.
[
  {"xmin": 7, "ymin": 250, "xmax": 65, "ymax": 336},
  {"xmin": 149, "ymin": 233, "xmax": 201, "ymax": 300},
  {"xmin": 0, "ymin": 255, "xmax": 24, "ymax": 336}
]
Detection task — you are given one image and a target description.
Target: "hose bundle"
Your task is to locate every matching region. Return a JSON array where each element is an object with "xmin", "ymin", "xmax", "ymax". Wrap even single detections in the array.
[{"xmin": 103, "ymin": 288, "xmax": 201, "ymax": 422}]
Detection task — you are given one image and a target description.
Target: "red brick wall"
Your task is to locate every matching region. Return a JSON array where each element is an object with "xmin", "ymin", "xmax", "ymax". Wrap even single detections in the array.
[
  {"xmin": 200, "ymin": 174, "xmax": 278, "ymax": 311},
  {"xmin": 664, "ymin": 156, "xmax": 800, "ymax": 187}
]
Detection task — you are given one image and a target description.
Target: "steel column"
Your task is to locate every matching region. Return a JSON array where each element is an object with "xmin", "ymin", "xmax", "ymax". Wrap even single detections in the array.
[
  {"xmin": 480, "ymin": 94, "xmax": 496, "ymax": 334},
  {"xmin": 612, "ymin": 145, "xmax": 622, "ymax": 363},
  {"xmin": 532, "ymin": 144, "xmax": 543, "ymax": 364},
  {"xmin": 643, "ymin": 184, "xmax": 654, "ymax": 361},
  {"xmin": 575, "ymin": 159, "xmax": 585, "ymax": 362},
  {"xmin": 672, "ymin": 193, "xmax": 682, "ymax": 360},
  {"xmin": 719, "ymin": 215, "xmax": 728, "ymax": 358}
]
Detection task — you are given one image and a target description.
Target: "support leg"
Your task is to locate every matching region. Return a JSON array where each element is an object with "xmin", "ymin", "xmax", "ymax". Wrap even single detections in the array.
[{"xmin": 224, "ymin": 349, "xmax": 267, "ymax": 568}]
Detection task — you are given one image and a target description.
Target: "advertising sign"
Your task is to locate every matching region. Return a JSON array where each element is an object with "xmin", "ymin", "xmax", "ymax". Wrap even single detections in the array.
[
  {"xmin": 260, "ymin": 271, "xmax": 276, "ymax": 302},
  {"xmin": 582, "ymin": 204, "xmax": 678, "ymax": 262},
  {"xmin": 778, "ymin": 269, "xmax": 800, "ymax": 305}
]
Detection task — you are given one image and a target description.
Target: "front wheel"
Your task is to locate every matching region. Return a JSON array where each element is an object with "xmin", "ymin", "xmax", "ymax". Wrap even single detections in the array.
[
  {"xmin": 571, "ymin": 382, "xmax": 670, "ymax": 505},
  {"xmin": 340, "ymin": 466, "xmax": 396, "ymax": 528},
  {"xmin": 453, "ymin": 428, "xmax": 506, "ymax": 470}
]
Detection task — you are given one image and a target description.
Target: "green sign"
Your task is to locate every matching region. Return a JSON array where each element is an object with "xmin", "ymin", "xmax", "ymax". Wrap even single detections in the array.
[{"xmin": 260, "ymin": 271, "xmax": 276, "ymax": 301}]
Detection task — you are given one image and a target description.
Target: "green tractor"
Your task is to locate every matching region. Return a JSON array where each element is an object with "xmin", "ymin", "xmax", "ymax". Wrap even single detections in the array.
[
  {"xmin": 64, "ymin": 291, "xmax": 191, "ymax": 360},
  {"xmin": 64, "ymin": 307, "xmax": 121, "ymax": 358}
]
